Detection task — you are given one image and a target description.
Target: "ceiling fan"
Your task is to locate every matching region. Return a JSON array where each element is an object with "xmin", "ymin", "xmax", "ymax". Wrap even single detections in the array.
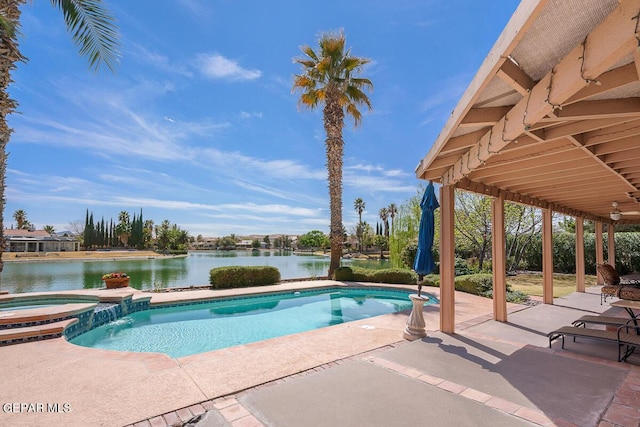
[{"xmin": 610, "ymin": 202, "xmax": 640, "ymax": 220}]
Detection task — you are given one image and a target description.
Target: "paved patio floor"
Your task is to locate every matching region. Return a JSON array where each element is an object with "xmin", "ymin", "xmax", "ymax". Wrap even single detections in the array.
[{"xmin": 1, "ymin": 282, "xmax": 639, "ymax": 427}]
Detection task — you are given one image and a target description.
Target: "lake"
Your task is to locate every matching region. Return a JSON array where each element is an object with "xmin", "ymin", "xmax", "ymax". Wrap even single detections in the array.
[{"xmin": 0, "ymin": 250, "xmax": 391, "ymax": 294}]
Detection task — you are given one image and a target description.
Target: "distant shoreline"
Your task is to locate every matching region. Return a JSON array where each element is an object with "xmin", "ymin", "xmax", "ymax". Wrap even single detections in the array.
[{"xmin": 1, "ymin": 250, "xmax": 181, "ymax": 263}]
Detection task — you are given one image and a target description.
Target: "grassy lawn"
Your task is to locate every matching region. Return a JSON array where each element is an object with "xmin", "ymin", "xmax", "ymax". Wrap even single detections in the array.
[{"xmin": 507, "ymin": 273, "xmax": 598, "ymax": 298}]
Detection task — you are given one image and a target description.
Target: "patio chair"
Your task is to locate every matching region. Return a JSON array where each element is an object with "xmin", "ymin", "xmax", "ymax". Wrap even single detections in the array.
[
  {"xmin": 598, "ymin": 263, "xmax": 621, "ymax": 304},
  {"xmin": 548, "ymin": 318, "xmax": 640, "ymax": 362}
]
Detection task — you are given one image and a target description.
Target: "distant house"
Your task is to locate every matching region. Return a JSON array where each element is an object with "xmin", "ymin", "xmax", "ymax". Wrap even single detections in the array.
[
  {"xmin": 236, "ymin": 240, "xmax": 254, "ymax": 249},
  {"xmin": 191, "ymin": 237, "xmax": 218, "ymax": 250},
  {"xmin": 3, "ymin": 229, "xmax": 80, "ymax": 253}
]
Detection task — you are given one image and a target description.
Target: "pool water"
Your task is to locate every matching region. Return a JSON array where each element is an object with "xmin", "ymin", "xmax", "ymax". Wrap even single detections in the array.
[
  {"xmin": 0, "ymin": 304, "xmax": 58, "ymax": 311},
  {"xmin": 70, "ymin": 287, "xmax": 435, "ymax": 358}
]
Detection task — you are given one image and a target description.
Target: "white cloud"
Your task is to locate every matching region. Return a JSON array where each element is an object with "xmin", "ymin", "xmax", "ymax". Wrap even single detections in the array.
[
  {"xmin": 130, "ymin": 44, "xmax": 193, "ymax": 77},
  {"xmin": 239, "ymin": 111, "xmax": 263, "ymax": 120},
  {"xmin": 196, "ymin": 53, "xmax": 262, "ymax": 81}
]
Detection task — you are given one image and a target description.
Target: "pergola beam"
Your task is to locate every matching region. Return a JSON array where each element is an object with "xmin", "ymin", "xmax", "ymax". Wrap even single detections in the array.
[
  {"xmin": 564, "ymin": 63, "xmax": 640, "ymax": 105},
  {"xmin": 455, "ymin": 178, "xmax": 609, "ymax": 222},
  {"xmin": 461, "ymin": 106, "xmax": 512, "ymax": 127},
  {"xmin": 547, "ymin": 98, "xmax": 640, "ymax": 122},
  {"xmin": 542, "ymin": 117, "xmax": 634, "ymax": 142},
  {"xmin": 496, "ymin": 57, "xmax": 535, "ymax": 95},
  {"xmin": 584, "ymin": 118, "xmax": 640, "ymax": 145}
]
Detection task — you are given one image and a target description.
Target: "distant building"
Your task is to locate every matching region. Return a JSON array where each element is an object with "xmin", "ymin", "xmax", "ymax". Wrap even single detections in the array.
[
  {"xmin": 191, "ymin": 237, "xmax": 218, "ymax": 250},
  {"xmin": 3, "ymin": 229, "xmax": 80, "ymax": 253},
  {"xmin": 236, "ymin": 239, "xmax": 254, "ymax": 249}
]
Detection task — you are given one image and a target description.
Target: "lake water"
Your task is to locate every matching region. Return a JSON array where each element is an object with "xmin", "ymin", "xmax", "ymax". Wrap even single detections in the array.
[{"xmin": 0, "ymin": 250, "xmax": 391, "ymax": 294}]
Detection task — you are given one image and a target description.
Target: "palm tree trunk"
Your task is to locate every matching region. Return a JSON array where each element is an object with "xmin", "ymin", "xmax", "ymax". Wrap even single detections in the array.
[
  {"xmin": 0, "ymin": 0, "xmax": 26, "ymax": 274},
  {"xmin": 324, "ymin": 87, "xmax": 344, "ymax": 279}
]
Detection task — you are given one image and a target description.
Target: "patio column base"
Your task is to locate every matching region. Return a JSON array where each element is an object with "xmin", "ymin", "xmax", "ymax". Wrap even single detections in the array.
[{"xmin": 403, "ymin": 294, "xmax": 429, "ymax": 340}]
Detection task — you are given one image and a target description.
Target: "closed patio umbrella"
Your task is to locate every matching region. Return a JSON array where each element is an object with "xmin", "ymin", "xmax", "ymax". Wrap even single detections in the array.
[{"xmin": 413, "ymin": 181, "xmax": 439, "ymax": 296}]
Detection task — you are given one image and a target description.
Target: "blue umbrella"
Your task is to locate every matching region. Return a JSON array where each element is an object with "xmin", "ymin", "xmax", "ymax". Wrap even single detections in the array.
[{"xmin": 413, "ymin": 181, "xmax": 439, "ymax": 296}]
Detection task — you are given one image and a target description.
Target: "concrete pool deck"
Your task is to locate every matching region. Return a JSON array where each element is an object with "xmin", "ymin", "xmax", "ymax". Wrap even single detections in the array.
[{"xmin": 0, "ymin": 281, "xmax": 639, "ymax": 426}]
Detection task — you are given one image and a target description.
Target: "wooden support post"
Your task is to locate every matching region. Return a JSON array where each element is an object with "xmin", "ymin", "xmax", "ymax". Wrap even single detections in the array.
[
  {"xmin": 440, "ymin": 185, "xmax": 455, "ymax": 334},
  {"xmin": 492, "ymin": 194, "xmax": 507, "ymax": 322},
  {"xmin": 542, "ymin": 208, "xmax": 554, "ymax": 304},
  {"xmin": 608, "ymin": 223, "xmax": 615, "ymax": 268},
  {"xmin": 575, "ymin": 217, "xmax": 585, "ymax": 293},
  {"xmin": 595, "ymin": 222, "xmax": 604, "ymax": 284}
]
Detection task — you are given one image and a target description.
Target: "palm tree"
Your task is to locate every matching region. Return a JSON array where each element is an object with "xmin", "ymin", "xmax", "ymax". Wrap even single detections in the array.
[
  {"xmin": 379, "ymin": 207, "xmax": 389, "ymax": 237},
  {"xmin": 12, "ymin": 209, "xmax": 27, "ymax": 229},
  {"xmin": 43, "ymin": 225, "xmax": 55, "ymax": 235},
  {"xmin": 353, "ymin": 198, "xmax": 365, "ymax": 251},
  {"xmin": 388, "ymin": 203, "xmax": 397, "ymax": 233},
  {"xmin": 0, "ymin": 1, "xmax": 119, "ymax": 272},
  {"xmin": 293, "ymin": 30, "xmax": 372, "ymax": 279}
]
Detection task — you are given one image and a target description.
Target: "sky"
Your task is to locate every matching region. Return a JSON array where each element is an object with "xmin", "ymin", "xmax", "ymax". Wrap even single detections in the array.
[{"xmin": 6, "ymin": 0, "xmax": 520, "ymax": 237}]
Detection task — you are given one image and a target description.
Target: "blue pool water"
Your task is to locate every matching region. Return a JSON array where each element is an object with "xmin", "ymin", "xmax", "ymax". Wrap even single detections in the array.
[{"xmin": 70, "ymin": 287, "xmax": 436, "ymax": 358}]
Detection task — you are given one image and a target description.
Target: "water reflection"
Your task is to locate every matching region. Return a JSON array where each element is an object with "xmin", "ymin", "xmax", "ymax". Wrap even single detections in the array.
[{"xmin": 0, "ymin": 250, "xmax": 390, "ymax": 294}]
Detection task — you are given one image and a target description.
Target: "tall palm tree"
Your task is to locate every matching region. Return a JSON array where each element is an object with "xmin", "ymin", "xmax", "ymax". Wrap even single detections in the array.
[
  {"xmin": 379, "ymin": 207, "xmax": 389, "ymax": 237},
  {"xmin": 388, "ymin": 203, "xmax": 397, "ymax": 233},
  {"xmin": 0, "ymin": 0, "xmax": 119, "ymax": 272},
  {"xmin": 353, "ymin": 197, "xmax": 365, "ymax": 251},
  {"xmin": 43, "ymin": 225, "xmax": 55, "ymax": 235},
  {"xmin": 293, "ymin": 30, "xmax": 372, "ymax": 278}
]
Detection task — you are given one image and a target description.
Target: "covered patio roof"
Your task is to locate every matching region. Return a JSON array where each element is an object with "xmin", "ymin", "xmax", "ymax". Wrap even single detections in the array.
[{"xmin": 416, "ymin": 0, "xmax": 640, "ymax": 224}]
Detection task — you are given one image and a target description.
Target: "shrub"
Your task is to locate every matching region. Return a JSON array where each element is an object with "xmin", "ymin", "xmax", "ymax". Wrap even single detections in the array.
[
  {"xmin": 481, "ymin": 288, "xmax": 530, "ymax": 304},
  {"xmin": 455, "ymin": 273, "xmax": 529, "ymax": 304},
  {"xmin": 334, "ymin": 266, "xmax": 354, "ymax": 281},
  {"xmin": 400, "ymin": 242, "xmax": 418, "ymax": 269},
  {"xmin": 209, "ymin": 266, "xmax": 280, "ymax": 289},
  {"xmin": 454, "ymin": 274, "xmax": 493, "ymax": 295},
  {"xmin": 455, "ymin": 257, "xmax": 476, "ymax": 275},
  {"xmin": 333, "ymin": 266, "xmax": 417, "ymax": 284}
]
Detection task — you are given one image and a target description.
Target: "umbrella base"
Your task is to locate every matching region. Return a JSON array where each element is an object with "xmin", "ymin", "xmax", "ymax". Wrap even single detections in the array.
[{"xmin": 403, "ymin": 294, "xmax": 429, "ymax": 340}]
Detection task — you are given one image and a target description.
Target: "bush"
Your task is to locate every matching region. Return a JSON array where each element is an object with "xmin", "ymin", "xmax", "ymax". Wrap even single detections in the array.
[
  {"xmin": 454, "ymin": 274, "xmax": 493, "ymax": 295},
  {"xmin": 209, "ymin": 266, "xmax": 280, "ymax": 289},
  {"xmin": 400, "ymin": 242, "xmax": 418, "ymax": 269},
  {"xmin": 455, "ymin": 257, "xmax": 476, "ymax": 275},
  {"xmin": 334, "ymin": 266, "xmax": 354, "ymax": 281},
  {"xmin": 454, "ymin": 273, "xmax": 529, "ymax": 304},
  {"xmin": 334, "ymin": 266, "xmax": 417, "ymax": 284}
]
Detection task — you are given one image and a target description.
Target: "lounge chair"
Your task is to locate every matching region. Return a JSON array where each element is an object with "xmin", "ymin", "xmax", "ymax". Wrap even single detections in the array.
[
  {"xmin": 548, "ymin": 319, "xmax": 640, "ymax": 362},
  {"xmin": 571, "ymin": 315, "xmax": 631, "ymax": 328}
]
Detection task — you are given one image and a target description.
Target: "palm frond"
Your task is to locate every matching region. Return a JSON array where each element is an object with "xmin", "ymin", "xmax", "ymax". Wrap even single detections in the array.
[{"xmin": 51, "ymin": 0, "xmax": 120, "ymax": 72}]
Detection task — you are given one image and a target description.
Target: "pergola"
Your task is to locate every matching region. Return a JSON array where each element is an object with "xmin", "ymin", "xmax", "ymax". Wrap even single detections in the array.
[{"xmin": 416, "ymin": 0, "xmax": 640, "ymax": 333}]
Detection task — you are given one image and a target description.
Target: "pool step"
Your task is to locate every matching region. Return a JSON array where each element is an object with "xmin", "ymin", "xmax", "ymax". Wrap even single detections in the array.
[
  {"xmin": 0, "ymin": 303, "xmax": 96, "ymax": 329},
  {"xmin": 0, "ymin": 318, "xmax": 77, "ymax": 346}
]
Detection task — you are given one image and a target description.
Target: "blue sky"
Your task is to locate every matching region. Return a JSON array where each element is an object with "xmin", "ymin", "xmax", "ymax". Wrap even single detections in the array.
[{"xmin": 7, "ymin": 0, "xmax": 519, "ymax": 237}]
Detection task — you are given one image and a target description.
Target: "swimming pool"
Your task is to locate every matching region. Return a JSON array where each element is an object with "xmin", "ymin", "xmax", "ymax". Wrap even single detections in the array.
[{"xmin": 70, "ymin": 287, "xmax": 436, "ymax": 358}]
